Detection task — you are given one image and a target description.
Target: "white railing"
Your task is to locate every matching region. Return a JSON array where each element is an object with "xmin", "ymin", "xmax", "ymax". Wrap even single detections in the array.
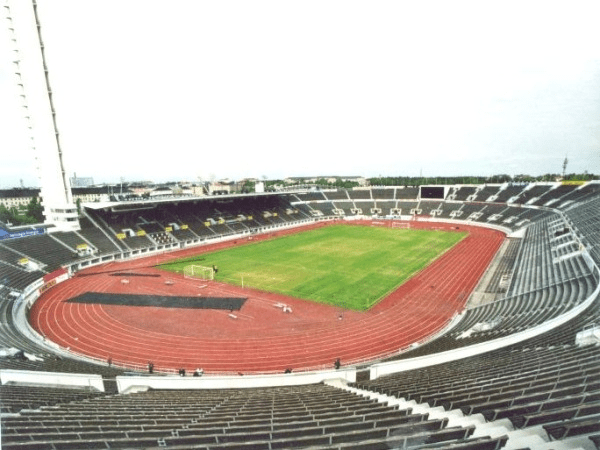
[
  {"xmin": 0, "ymin": 369, "xmax": 105, "ymax": 392},
  {"xmin": 116, "ymin": 368, "xmax": 357, "ymax": 394}
]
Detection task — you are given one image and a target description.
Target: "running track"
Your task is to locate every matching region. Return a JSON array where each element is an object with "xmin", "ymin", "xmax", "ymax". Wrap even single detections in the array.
[{"xmin": 30, "ymin": 221, "xmax": 504, "ymax": 374}]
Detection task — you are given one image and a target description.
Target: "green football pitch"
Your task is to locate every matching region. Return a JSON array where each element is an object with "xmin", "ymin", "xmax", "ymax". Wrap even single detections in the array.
[{"xmin": 158, "ymin": 224, "xmax": 466, "ymax": 311}]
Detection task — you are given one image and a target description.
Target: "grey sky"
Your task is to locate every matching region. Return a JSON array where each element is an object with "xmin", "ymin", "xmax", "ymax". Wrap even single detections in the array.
[{"xmin": 1, "ymin": 0, "xmax": 599, "ymax": 188}]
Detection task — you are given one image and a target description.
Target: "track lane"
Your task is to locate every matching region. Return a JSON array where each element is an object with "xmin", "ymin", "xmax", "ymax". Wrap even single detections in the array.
[{"xmin": 30, "ymin": 221, "xmax": 504, "ymax": 373}]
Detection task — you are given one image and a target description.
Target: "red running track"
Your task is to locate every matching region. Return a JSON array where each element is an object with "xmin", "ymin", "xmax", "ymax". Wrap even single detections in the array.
[{"xmin": 30, "ymin": 221, "xmax": 504, "ymax": 374}]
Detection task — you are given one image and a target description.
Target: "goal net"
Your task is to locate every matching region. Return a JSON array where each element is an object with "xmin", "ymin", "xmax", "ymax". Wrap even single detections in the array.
[{"xmin": 184, "ymin": 265, "xmax": 214, "ymax": 281}]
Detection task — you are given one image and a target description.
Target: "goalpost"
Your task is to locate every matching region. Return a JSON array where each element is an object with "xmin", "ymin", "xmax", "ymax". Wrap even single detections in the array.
[{"xmin": 184, "ymin": 265, "xmax": 214, "ymax": 281}]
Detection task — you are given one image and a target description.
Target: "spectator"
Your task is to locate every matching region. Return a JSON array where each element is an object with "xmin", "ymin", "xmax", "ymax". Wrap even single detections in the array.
[{"xmin": 193, "ymin": 368, "xmax": 204, "ymax": 377}]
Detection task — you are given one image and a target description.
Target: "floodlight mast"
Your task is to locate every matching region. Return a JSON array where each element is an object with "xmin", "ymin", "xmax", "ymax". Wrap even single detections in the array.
[{"xmin": 4, "ymin": 0, "xmax": 79, "ymax": 231}]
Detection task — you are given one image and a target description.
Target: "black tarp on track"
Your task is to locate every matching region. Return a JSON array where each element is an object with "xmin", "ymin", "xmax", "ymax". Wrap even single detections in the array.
[{"xmin": 67, "ymin": 292, "xmax": 246, "ymax": 310}]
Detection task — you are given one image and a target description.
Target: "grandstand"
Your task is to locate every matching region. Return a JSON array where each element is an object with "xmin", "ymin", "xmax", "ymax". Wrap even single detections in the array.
[
  {"xmin": 1, "ymin": 182, "xmax": 600, "ymax": 449},
  {"xmin": 2, "ymin": 1, "xmax": 600, "ymax": 448}
]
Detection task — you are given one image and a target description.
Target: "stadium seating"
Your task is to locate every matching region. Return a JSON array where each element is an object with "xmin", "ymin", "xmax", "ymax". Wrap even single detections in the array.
[
  {"xmin": 370, "ymin": 188, "xmax": 395, "ymax": 199},
  {"xmin": 379, "ymin": 212, "xmax": 595, "ymax": 357},
  {"xmin": 531, "ymin": 184, "xmax": 579, "ymax": 207},
  {"xmin": 395, "ymin": 187, "xmax": 419, "ymax": 199},
  {"xmin": 472, "ymin": 185, "xmax": 502, "ymax": 202},
  {"xmin": 494, "ymin": 185, "xmax": 530, "ymax": 203},
  {"xmin": 353, "ymin": 201, "xmax": 376, "ymax": 215},
  {"xmin": 323, "ymin": 189, "xmax": 350, "ymax": 201},
  {"xmin": 557, "ymin": 182, "xmax": 600, "ymax": 207},
  {"xmin": 471, "ymin": 203, "xmax": 507, "ymax": 224},
  {"xmin": 294, "ymin": 191, "xmax": 328, "ymax": 202},
  {"xmin": 0, "ymin": 383, "xmax": 500, "ymax": 450},
  {"xmin": 77, "ymin": 216, "xmax": 125, "ymax": 254},
  {"xmin": 0, "ymin": 260, "xmax": 44, "ymax": 292},
  {"xmin": 347, "ymin": 189, "xmax": 372, "ymax": 200},
  {"xmin": 482, "ymin": 238, "xmax": 521, "ymax": 295},
  {"xmin": 511, "ymin": 184, "xmax": 553, "ymax": 205},
  {"xmin": 355, "ymin": 343, "xmax": 600, "ymax": 440},
  {"xmin": 374, "ymin": 200, "xmax": 396, "ymax": 216},
  {"xmin": 331, "ymin": 201, "xmax": 354, "ymax": 216},
  {"xmin": 1, "ymin": 182, "xmax": 599, "ymax": 449},
  {"xmin": 1, "ymin": 235, "xmax": 78, "ymax": 272},
  {"xmin": 562, "ymin": 196, "xmax": 600, "ymax": 264},
  {"xmin": 415, "ymin": 201, "xmax": 441, "ymax": 217},
  {"xmin": 448, "ymin": 186, "xmax": 477, "ymax": 201}
]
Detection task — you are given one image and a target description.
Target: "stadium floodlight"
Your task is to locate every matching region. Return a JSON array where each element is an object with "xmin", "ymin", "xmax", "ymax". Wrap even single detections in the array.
[
  {"xmin": 6, "ymin": 0, "xmax": 79, "ymax": 231},
  {"xmin": 184, "ymin": 265, "xmax": 214, "ymax": 281}
]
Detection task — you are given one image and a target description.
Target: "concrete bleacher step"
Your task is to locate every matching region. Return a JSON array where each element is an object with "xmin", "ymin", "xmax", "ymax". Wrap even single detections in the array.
[
  {"xmin": 472, "ymin": 418, "xmax": 513, "ymax": 439},
  {"xmin": 500, "ymin": 425, "xmax": 599, "ymax": 450},
  {"xmin": 502, "ymin": 427, "xmax": 548, "ymax": 450},
  {"xmin": 492, "ymin": 425, "xmax": 547, "ymax": 449},
  {"xmin": 338, "ymin": 382, "xmax": 600, "ymax": 450},
  {"xmin": 521, "ymin": 436, "xmax": 597, "ymax": 450},
  {"xmin": 334, "ymin": 381, "xmax": 487, "ymax": 428}
]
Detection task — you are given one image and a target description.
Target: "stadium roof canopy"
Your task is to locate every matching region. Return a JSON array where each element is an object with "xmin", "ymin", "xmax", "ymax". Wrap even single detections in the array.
[{"xmin": 82, "ymin": 190, "xmax": 302, "ymax": 212}]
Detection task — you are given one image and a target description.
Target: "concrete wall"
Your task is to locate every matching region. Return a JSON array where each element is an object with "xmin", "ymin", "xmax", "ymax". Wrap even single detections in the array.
[
  {"xmin": 116, "ymin": 368, "xmax": 356, "ymax": 393},
  {"xmin": 0, "ymin": 369, "xmax": 105, "ymax": 392}
]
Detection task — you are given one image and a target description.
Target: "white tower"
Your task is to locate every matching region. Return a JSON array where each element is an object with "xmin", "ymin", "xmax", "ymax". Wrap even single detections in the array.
[{"xmin": 4, "ymin": 0, "xmax": 79, "ymax": 231}]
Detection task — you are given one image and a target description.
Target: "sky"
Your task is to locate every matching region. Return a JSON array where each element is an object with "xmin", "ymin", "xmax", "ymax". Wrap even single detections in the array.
[{"xmin": 1, "ymin": 0, "xmax": 599, "ymax": 188}]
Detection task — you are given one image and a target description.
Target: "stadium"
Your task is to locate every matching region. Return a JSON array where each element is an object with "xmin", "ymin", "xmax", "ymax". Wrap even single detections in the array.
[
  {"xmin": 2, "ymin": 179, "xmax": 600, "ymax": 450},
  {"xmin": 2, "ymin": 2, "xmax": 600, "ymax": 450}
]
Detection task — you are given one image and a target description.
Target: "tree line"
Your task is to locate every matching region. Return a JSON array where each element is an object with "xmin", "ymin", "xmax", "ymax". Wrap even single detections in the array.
[
  {"xmin": 264, "ymin": 172, "xmax": 597, "ymax": 189},
  {"xmin": 0, "ymin": 197, "xmax": 44, "ymax": 226}
]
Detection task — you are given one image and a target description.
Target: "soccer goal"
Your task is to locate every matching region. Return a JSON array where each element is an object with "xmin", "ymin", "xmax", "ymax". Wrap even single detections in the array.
[
  {"xmin": 392, "ymin": 222, "xmax": 410, "ymax": 229},
  {"xmin": 184, "ymin": 265, "xmax": 214, "ymax": 281}
]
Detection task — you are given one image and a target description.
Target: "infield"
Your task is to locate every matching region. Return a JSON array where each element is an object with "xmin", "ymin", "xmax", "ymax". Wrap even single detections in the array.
[{"xmin": 159, "ymin": 224, "xmax": 466, "ymax": 311}]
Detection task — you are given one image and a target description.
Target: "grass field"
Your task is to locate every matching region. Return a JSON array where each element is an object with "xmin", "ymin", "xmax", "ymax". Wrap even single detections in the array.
[{"xmin": 158, "ymin": 224, "xmax": 466, "ymax": 311}]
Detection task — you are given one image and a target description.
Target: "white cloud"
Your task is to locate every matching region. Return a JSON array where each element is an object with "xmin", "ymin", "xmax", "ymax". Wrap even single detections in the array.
[{"xmin": 1, "ymin": 0, "xmax": 599, "ymax": 187}]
